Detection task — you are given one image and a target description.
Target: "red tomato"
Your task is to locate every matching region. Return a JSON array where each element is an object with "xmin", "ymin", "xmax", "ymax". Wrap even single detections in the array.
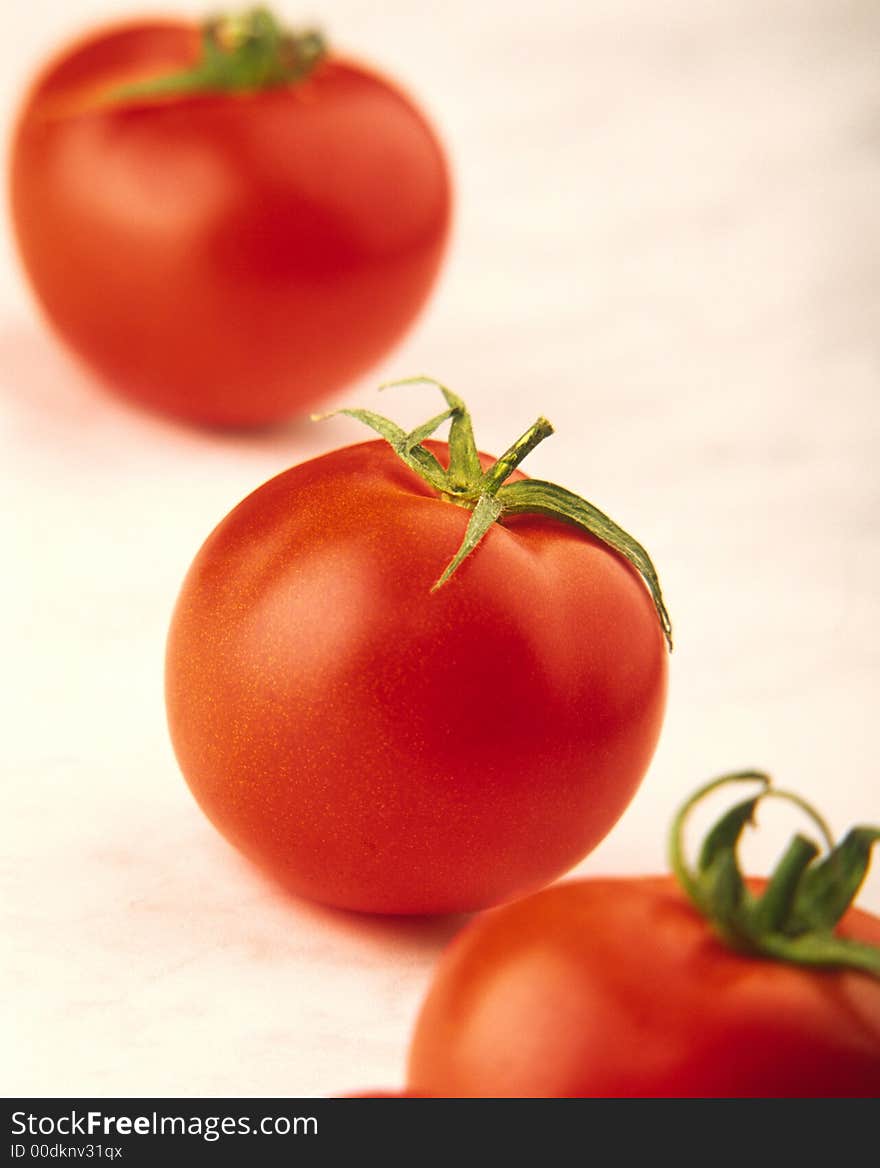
[
  {"xmin": 406, "ymin": 875, "xmax": 880, "ymax": 1096},
  {"xmin": 165, "ymin": 434, "xmax": 667, "ymax": 914},
  {"xmin": 9, "ymin": 16, "xmax": 450, "ymax": 426}
]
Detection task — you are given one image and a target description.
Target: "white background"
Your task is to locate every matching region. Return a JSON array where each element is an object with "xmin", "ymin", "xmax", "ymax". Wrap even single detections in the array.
[{"xmin": 2, "ymin": 0, "xmax": 879, "ymax": 1096}]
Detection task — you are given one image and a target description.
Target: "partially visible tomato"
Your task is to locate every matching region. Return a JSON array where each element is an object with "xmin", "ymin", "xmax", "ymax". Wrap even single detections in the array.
[
  {"xmin": 9, "ymin": 10, "xmax": 451, "ymax": 426},
  {"xmin": 165, "ymin": 386, "xmax": 670, "ymax": 914},
  {"xmin": 407, "ymin": 876, "xmax": 880, "ymax": 1097},
  {"xmin": 406, "ymin": 775, "xmax": 880, "ymax": 1097}
]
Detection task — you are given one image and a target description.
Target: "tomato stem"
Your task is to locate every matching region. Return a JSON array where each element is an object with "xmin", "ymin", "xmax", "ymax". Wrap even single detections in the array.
[
  {"xmin": 320, "ymin": 377, "xmax": 674, "ymax": 649},
  {"xmin": 481, "ymin": 418, "xmax": 555, "ymax": 495},
  {"xmin": 105, "ymin": 8, "xmax": 326, "ymax": 103},
  {"xmin": 669, "ymin": 771, "xmax": 880, "ymax": 979}
]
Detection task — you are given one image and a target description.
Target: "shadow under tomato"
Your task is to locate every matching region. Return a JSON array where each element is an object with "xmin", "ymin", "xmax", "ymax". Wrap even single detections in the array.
[
  {"xmin": 0, "ymin": 322, "xmax": 327, "ymax": 455},
  {"xmin": 245, "ymin": 854, "xmax": 473, "ymax": 954},
  {"xmin": 196, "ymin": 832, "xmax": 470, "ymax": 953}
]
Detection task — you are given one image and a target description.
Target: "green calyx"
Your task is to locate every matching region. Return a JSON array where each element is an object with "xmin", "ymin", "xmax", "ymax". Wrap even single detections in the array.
[
  {"xmin": 318, "ymin": 376, "xmax": 673, "ymax": 649},
  {"xmin": 107, "ymin": 8, "xmax": 326, "ymax": 103},
  {"xmin": 670, "ymin": 771, "xmax": 880, "ymax": 978}
]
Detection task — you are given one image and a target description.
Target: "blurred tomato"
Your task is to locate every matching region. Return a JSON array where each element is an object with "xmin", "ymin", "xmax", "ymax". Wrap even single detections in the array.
[{"xmin": 9, "ymin": 13, "xmax": 451, "ymax": 426}]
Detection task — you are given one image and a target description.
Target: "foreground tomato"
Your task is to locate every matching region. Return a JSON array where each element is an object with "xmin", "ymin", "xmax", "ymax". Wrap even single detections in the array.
[
  {"xmin": 9, "ymin": 9, "xmax": 450, "ymax": 426},
  {"xmin": 407, "ymin": 772, "xmax": 880, "ymax": 1096},
  {"xmin": 165, "ymin": 382, "xmax": 670, "ymax": 913}
]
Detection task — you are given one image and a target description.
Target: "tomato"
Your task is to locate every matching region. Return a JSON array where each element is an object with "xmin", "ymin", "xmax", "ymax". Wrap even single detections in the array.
[
  {"xmin": 407, "ymin": 776, "xmax": 880, "ymax": 1096},
  {"xmin": 407, "ymin": 877, "xmax": 880, "ymax": 1097},
  {"xmin": 9, "ymin": 12, "xmax": 451, "ymax": 427},
  {"xmin": 164, "ymin": 387, "xmax": 669, "ymax": 914}
]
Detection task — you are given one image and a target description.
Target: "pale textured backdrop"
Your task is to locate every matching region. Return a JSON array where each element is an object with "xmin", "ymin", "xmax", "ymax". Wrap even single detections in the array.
[{"xmin": 2, "ymin": 0, "xmax": 879, "ymax": 1096}]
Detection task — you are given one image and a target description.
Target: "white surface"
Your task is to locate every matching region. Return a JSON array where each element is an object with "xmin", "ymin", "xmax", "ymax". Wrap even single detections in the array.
[{"xmin": 3, "ymin": 0, "xmax": 879, "ymax": 1097}]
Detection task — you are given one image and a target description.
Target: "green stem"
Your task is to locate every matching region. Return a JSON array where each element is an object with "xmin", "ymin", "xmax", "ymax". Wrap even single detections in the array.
[
  {"xmin": 106, "ymin": 8, "xmax": 326, "ymax": 104},
  {"xmin": 761, "ymin": 789, "xmax": 835, "ymax": 852},
  {"xmin": 749, "ymin": 835, "xmax": 818, "ymax": 934},
  {"xmin": 762, "ymin": 932, "xmax": 880, "ymax": 978},
  {"xmin": 320, "ymin": 379, "xmax": 674, "ymax": 649},
  {"xmin": 379, "ymin": 377, "xmax": 482, "ymax": 491},
  {"xmin": 668, "ymin": 770, "xmax": 770, "ymax": 908},
  {"xmin": 669, "ymin": 771, "xmax": 880, "ymax": 980},
  {"xmin": 481, "ymin": 418, "xmax": 555, "ymax": 495}
]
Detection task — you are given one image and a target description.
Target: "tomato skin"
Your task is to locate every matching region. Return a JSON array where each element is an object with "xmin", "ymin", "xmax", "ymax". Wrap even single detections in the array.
[
  {"xmin": 9, "ymin": 21, "xmax": 451, "ymax": 426},
  {"xmin": 406, "ymin": 876, "xmax": 880, "ymax": 1097},
  {"xmin": 165, "ymin": 440, "xmax": 667, "ymax": 914}
]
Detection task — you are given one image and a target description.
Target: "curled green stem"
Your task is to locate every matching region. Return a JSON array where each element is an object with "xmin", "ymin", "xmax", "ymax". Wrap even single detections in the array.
[{"xmin": 669, "ymin": 771, "xmax": 880, "ymax": 979}]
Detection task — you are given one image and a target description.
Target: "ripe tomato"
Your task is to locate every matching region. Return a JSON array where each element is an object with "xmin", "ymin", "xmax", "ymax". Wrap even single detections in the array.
[
  {"xmin": 165, "ymin": 387, "xmax": 669, "ymax": 914},
  {"xmin": 9, "ymin": 12, "xmax": 451, "ymax": 426},
  {"xmin": 407, "ymin": 776, "xmax": 880, "ymax": 1096}
]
